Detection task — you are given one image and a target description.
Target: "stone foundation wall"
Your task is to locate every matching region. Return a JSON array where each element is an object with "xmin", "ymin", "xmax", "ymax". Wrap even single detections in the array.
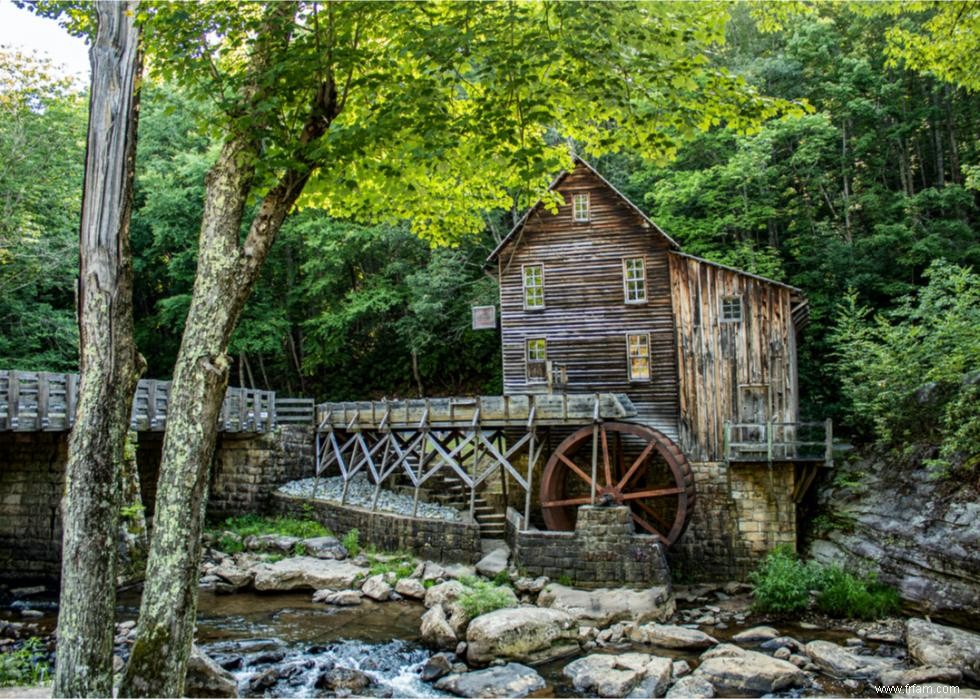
[
  {"xmin": 0, "ymin": 432, "xmax": 66, "ymax": 579},
  {"xmin": 271, "ymin": 492, "xmax": 482, "ymax": 564},
  {"xmin": 668, "ymin": 461, "xmax": 797, "ymax": 581},
  {"xmin": 508, "ymin": 505, "xmax": 670, "ymax": 588}
]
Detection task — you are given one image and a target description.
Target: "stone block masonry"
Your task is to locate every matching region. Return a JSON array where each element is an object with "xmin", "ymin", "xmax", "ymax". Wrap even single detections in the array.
[
  {"xmin": 271, "ymin": 491, "xmax": 482, "ymax": 564},
  {"xmin": 508, "ymin": 505, "xmax": 670, "ymax": 588}
]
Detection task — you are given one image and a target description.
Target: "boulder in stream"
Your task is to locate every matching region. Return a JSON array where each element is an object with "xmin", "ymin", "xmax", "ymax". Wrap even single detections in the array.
[
  {"xmin": 694, "ymin": 649, "xmax": 807, "ymax": 696},
  {"xmin": 666, "ymin": 674, "xmax": 715, "ymax": 698},
  {"xmin": 804, "ymin": 639, "xmax": 900, "ymax": 680},
  {"xmin": 185, "ymin": 644, "xmax": 237, "ymax": 698},
  {"xmin": 731, "ymin": 626, "xmax": 780, "ymax": 644},
  {"xmin": 435, "ymin": 663, "xmax": 546, "ymax": 698},
  {"xmin": 361, "ymin": 574, "xmax": 393, "ymax": 601},
  {"xmin": 420, "ymin": 604, "xmax": 458, "ymax": 650},
  {"xmin": 466, "ymin": 607, "xmax": 579, "ymax": 666},
  {"xmin": 537, "ymin": 583, "xmax": 674, "ymax": 627},
  {"xmin": 312, "ymin": 588, "xmax": 363, "ymax": 606},
  {"xmin": 395, "ymin": 577, "xmax": 427, "ymax": 600},
  {"xmin": 302, "ymin": 536, "xmax": 348, "ymax": 559},
  {"xmin": 252, "ymin": 557, "xmax": 366, "ymax": 591},
  {"xmin": 634, "ymin": 623, "xmax": 717, "ymax": 649},
  {"xmin": 563, "ymin": 652, "xmax": 672, "ymax": 698},
  {"xmin": 906, "ymin": 618, "xmax": 980, "ymax": 683}
]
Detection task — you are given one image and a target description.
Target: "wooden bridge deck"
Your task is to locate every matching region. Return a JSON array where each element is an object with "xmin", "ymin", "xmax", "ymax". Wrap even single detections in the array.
[
  {"xmin": 0, "ymin": 370, "xmax": 314, "ymax": 433},
  {"xmin": 316, "ymin": 392, "xmax": 637, "ymax": 431}
]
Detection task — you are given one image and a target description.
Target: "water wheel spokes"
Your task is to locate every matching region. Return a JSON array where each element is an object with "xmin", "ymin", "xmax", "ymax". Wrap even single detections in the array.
[{"xmin": 539, "ymin": 421, "xmax": 696, "ymax": 547}]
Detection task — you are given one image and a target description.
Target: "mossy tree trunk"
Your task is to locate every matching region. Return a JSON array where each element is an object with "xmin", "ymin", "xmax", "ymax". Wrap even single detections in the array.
[
  {"xmin": 53, "ymin": 2, "xmax": 143, "ymax": 696},
  {"xmin": 120, "ymin": 7, "xmax": 337, "ymax": 693}
]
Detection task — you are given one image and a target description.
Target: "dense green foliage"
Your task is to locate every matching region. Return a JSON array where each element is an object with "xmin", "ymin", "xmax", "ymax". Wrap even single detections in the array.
[
  {"xmin": 750, "ymin": 546, "xmax": 901, "ymax": 620},
  {"xmin": 0, "ymin": 638, "xmax": 50, "ymax": 688},
  {"xmin": 208, "ymin": 514, "xmax": 331, "ymax": 553},
  {"xmin": 832, "ymin": 262, "xmax": 980, "ymax": 475},
  {"xmin": 3, "ymin": 4, "xmax": 978, "ymax": 453},
  {"xmin": 457, "ymin": 576, "xmax": 516, "ymax": 619}
]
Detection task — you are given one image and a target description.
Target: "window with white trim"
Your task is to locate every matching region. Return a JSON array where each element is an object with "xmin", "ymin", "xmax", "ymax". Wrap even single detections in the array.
[
  {"xmin": 526, "ymin": 338, "xmax": 547, "ymax": 382},
  {"xmin": 572, "ymin": 193, "xmax": 590, "ymax": 222},
  {"xmin": 522, "ymin": 264, "xmax": 544, "ymax": 309},
  {"xmin": 623, "ymin": 257, "xmax": 647, "ymax": 303},
  {"xmin": 721, "ymin": 295, "xmax": 742, "ymax": 323},
  {"xmin": 626, "ymin": 333, "xmax": 651, "ymax": 381}
]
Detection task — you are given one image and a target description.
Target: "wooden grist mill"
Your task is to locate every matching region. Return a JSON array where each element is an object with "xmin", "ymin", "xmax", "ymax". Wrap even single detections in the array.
[{"xmin": 316, "ymin": 157, "xmax": 832, "ymax": 569}]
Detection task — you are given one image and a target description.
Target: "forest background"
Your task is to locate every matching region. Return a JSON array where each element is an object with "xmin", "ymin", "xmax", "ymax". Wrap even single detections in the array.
[{"xmin": 2, "ymin": 3, "xmax": 978, "ymax": 473}]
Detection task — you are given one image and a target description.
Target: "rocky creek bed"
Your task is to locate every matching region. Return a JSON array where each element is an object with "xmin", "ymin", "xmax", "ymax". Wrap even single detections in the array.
[{"xmin": 4, "ymin": 536, "xmax": 980, "ymax": 698}]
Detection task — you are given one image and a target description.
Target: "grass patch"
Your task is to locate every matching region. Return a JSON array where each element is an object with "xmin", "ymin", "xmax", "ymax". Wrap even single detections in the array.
[
  {"xmin": 214, "ymin": 514, "xmax": 331, "ymax": 540},
  {"xmin": 367, "ymin": 551, "xmax": 416, "ymax": 580},
  {"xmin": 342, "ymin": 529, "xmax": 360, "ymax": 557},
  {"xmin": 750, "ymin": 546, "xmax": 900, "ymax": 620},
  {"xmin": 457, "ymin": 576, "xmax": 515, "ymax": 619},
  {"xmin": 0, "ymin": 638, "xmax": 50, "ymax": 688}
]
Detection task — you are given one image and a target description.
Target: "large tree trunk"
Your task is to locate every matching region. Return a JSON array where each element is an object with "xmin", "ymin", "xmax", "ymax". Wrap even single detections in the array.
[{"xmin": 53, "ymin": 2, "xmax": 143, "ymax": 696}]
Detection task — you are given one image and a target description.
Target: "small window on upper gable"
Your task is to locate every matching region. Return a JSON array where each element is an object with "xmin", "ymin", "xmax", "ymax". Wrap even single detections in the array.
[{"xmin": 573, "ymin": 193, "xmax": 590, "ymax": 222}]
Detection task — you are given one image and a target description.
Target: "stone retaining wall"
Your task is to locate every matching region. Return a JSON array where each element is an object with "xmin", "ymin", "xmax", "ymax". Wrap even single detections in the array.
[
  {"xmin": 271, "ymin": 492, "xmax": 482, "ymax": 564},
  {"xmin": 507, "ymin": 505, "xmax": 670, "ymax": 588},
  {"xmin": 0, "ymin": 432, "xmax": 66, "ymax": 578}
]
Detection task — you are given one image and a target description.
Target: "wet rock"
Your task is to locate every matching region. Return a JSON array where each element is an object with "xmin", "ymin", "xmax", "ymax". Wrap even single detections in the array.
[
  {"xmin": 424, "ymin": 580, "xmax": 465, "ymax": 609},
  {"xmin": 699, "ymin": 644, "xmax": 745, "ymax": 661},
  {"xmin": 212, "ymin": 564, "xmax": 253, "ymax": 588},
  {"xmin": 394, "ymin": 577, "xmax": 426, "ymax": 600},
  {"xmin": 435, "ymin": 663, "xmax": 546, "ymax": 698},
  {"xmin": 456, "ymin": 641, "xmax": 467, "ymax": 656},
  {"xmin": 906, "ymin": 618, "xmax": 980, "ymax": 683},
  {"xmin": 244, "ymin": 534, "xmax": 300, "ymax": 553},
  {"xmin": 537, "ymin": 584, "xmax": 674, "ymax": 627},
  {"xmin": 247, "ymin": 649, "xmax": 286, "ymax": 666},
  {"xmin": 10, "ymin": 586, "xmax": 45, "ymax": 598},
  {"xmin": 252, "ymin": 557, "xmax": 366, "ymax": 591},
  {"xmin": 361, "ymin": 574, "xmax": 393, "ymax": 601},
  {"xmin": 880, "ymin": 665, "xmax": 963, "ymax": 687},
  {"xmin": 789, "ymin": 653, "xmax": 808, "ymax": 668},
  {"xmin": 421, "ymin": 653, "xmax": 454, "ymax": 682},
  {"xmin": 475, "ymin": 548, "xmax": 510, "ymax": 579},
  {"xmin": 564, "ymin": 652, "xmax": 671, "ymax": 698},
  {"xmin": 672, "ymin": 660, "xmax": 691, "ymax": 679},
  {"xmin": 423, "ymin": 561, "xmax": 447, "ymax": 582},
  {"xmin": 634, "ymin": 624, "xmax": 717, "ymax": 649},
  {"xmin": 466, "ymin": 607, "xmax": 579, "ymax": 666},
  {"xmin": 19, "ymin": 609, "xmax": 43, "ymax": 619},
  {"xmin": 313, "ymin": 588, "xmax": 363, "ymax": 606},
  {"xmin": 514, "ymin": 577, "xmax": 548, "ymax": 595},
  {"xmin": 773, "ymin": 647, "xmax": 791, "ymax": 661},
  {"xmin": 186, "ymin": 644, "xmax": 237, "ymax": 698},
  {"xmin": 804, "ymin": 640, "xmax": 900, "ymax": 680},
  {"xmin": 302, "ymin": 536, "xmax": 348, "ymax": 559},
  {"xmin": 247, "ymin": 667, "xmax": 281, "ymax": 692},
  {"xmin": 694, "ymin": 649, "xmax": 807, "ymax": 696},
  {"xmin": 667, "ymin": 675, "xmax": 715, "ymax": 698},
  {"xmin": 732, "ymin": 626, "xmax": 780, "ymax": 644},
  {"xmin": 759, "ymin": 636, "xmax": 804, "ymax": 653},
  {"xmin": 421, "ymin": 604, "xmax": 458, "ymax": 650},
  {"xmin": 315, "ymin": 666, "xmax": 373, "ymax": 692}
]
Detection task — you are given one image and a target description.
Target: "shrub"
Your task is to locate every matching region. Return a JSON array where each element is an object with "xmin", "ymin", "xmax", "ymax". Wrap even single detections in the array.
[
  {"xmin": 0, "ymin": 638, "xmax": 50, "ymax": 688},
  {"xmin": 368, "ymin": 552, "xmax": 416, "ymax": 580},
  {"xmin": 216, "ymin": 532, "xmax": 244, "ymax": 554},
  {"xmin": 210, "ymin": 514, "xmax": 330, "ymax": 542},
  {"xmin": 457, "ymin": 577, "xmax": 515, "ymax": 619},
  {"xmin": 342, "ymin": 529, "xmax": 360, "ymax": 557},
  {"xmin": 749, "ymin": 546, "xmax": 820, "ymax": 613},
  {"xmin": 816, "ymin": 566, "xmax": 901, "ymax": 620}
]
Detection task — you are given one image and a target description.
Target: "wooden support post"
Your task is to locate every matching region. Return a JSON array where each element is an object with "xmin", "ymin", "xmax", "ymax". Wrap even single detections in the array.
[
  {"xmin": 723, "ymin": 422, "xmax": 730, "ymax": 464},
  {"xmin": 524, "ymin": 405, "xmax": 536, "ymax": 528},
  {"xmin": 413, "ymin": 408, "xmax": 429, "ymax": 518},
  {"xmin": 590, "ymin": 394, "xmax": 600, "ymax": 504},
  {"xmin": 766, "ymin": 420, "xmax": 773, "ymax": 465},
  {"xmin": 66, "ymin": 373, "xmax": 79, "ymax": 430},
  {"xmin": 37, "ymin": 372, "xmax": 50, "ymax": 430},
  {"xmin": 146, "ymin": 380, "xmax": 157, "ymax": 430},
  {"xmin": 824, "ymin": 418, "xmax": 833, "ymax": 467},
  {"xmin": 238, "ymin": 389, "xmax": 247, "ymax": 433},
  {"xmin": 8, "ymin": 372, "xmax": 19, "ymax": 431}
]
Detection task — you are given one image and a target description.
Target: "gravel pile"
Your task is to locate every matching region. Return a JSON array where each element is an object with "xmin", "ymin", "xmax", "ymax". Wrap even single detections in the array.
[{"xmin": 277, "ymin": 476, "xmax": 463, "ymax": 522}]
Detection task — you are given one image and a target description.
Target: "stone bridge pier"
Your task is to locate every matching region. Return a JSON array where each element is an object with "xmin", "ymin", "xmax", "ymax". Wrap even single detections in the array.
[{"xmin": 0, "ymin": 426, "xmax": 313, "ymax": 580}]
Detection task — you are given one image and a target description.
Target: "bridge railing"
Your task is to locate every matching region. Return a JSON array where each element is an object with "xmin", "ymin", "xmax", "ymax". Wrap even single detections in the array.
[
  {"xmin": 0, "ymin": 370, "xmax": 312, "ymax": 433},
  {"xmin": 723, "ymin": 419, "xmax": 834, "ymax": 466}
]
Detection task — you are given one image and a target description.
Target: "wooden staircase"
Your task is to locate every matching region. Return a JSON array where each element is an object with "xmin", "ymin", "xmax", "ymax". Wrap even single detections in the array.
[{"xmin": 428, "ymin": 470, "xmax": 506, "ymax": 539}]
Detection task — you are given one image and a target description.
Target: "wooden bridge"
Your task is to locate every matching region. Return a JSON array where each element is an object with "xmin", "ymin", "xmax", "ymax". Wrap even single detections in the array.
[{"xmin": 0, "ymin": 370, "xmax": 314, "ymax": 433}]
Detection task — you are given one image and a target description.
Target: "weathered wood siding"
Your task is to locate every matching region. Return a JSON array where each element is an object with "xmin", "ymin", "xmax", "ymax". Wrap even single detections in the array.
[
  {"xmin": 668, "ymin": 252, "xmax": 800, "ymax": 461},
  {"xmin": 496, "ymin": 165, "xmax": 679, "ymax": 438}
]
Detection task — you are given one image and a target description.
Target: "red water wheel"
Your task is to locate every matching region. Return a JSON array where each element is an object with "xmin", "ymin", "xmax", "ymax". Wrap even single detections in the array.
[{"xmin": 539, "ymin": 421, "xmax": 695, "ymax": 546}]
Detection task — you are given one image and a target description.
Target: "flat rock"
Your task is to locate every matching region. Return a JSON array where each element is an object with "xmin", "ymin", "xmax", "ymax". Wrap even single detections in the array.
[
  {"xmin": 907, "ymin": 618, "xmax": 980, "ymax": 683},
  {"xmin": 395, "ymin": 577, "xmax": 427, "ymax": 599},
  {"xmin": 302, "ymin": 536, "xmax": 347, "ymax": 559},
  {"xmin": 564, "ymin": 652, "xmax": 671, "ymax": 698},
  {"xmin": 425, "ymin": 580, "xmax": 465, "ymax": 609},
  {"xmin": 466, "ymin": 607, "xmax": 579, "ymax": 666},
  {"xmin": 244, "ymin": 534, "xmax": 300, "ymax": 553},
  {"xmin": 731, "ymin": 626, "xmax": 780, "ymax": 644},
  {"xmin": 537, "ymin": 583, "xmax": 675, "ymax": 627},
  {"xmin": 211, "ymin": 564, "xmax": 253, "ymax": 588},
  {"xmin": 475, "ymin": 548, "xmax": 510, "ymax": 579},
  {"xmin": 666, "ymin": 674, "xmax": 715, "ymax": 698},
  {"xmin": 361, "ymin": 574, "xmax": 393, "ymax": 601},
  {"xmin": 435, "ymin": 663, "xmax": 546, "ymax": 698},
  {"xmin": 804, "ymin": 640, "xmax": 900, "ymax": 680},
  {"xmin": 694, "ymin": 649, "xmax": 807, "ymax": 696},
  {"xmin": 423, "ymin": 561, "xmax": 447, "ymax": 582},
  {"xmin": 312, "ymin": 588, "xmax": 363, "ymax": 606},
  {"xmin": 421, "ymin": 604, "xmax": 458, "ymax": 650},
  {"xmin": 421, "ymin": 653, "xmax": 454, "ymax": 682},
  {"xmin": 185, "ymin": 644, "xmax": 237, "ymax": 698},
  {"xmin": 636, "ymin": 623, "xmax": 717, "ymax": 649},
  {"xmin": 880, "ymin": 665, "xmax": 963, "ymax": 687},
  {"xmin": 700, "ymin": 644, "xmax": 746, "ymax": 661},
  {"xmin": 252, "ymin": 557, "xmax": 366, "ymax": 591}
]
